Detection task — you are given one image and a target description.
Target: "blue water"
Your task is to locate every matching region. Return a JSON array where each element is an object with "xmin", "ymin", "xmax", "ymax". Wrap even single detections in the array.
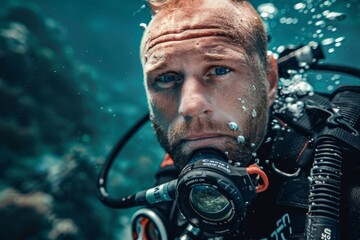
[{"xmin": 0, "ymin": 0, "xmax": 359, "ymax": 239}]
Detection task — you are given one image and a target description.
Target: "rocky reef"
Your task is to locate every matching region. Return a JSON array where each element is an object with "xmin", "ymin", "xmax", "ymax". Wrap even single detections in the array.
[{"xmin": 0, "ymin": 3, "xmax": 121, "ymax": 239}]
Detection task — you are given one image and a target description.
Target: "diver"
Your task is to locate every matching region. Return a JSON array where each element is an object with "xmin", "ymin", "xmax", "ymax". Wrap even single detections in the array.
[{"xmin": 97, "ymin": 0, "xmax": 360, "ymax": 239}]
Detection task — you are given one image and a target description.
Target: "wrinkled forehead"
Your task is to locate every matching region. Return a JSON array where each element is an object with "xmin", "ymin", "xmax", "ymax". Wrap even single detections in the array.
[{"xmin": 141, "ymin": 1, "xmax": 253, "ymax": 62}]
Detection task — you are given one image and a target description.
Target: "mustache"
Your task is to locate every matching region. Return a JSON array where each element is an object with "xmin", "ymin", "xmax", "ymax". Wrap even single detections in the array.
[{"xmin": 168, "ymin": 118, "xmax": 239, "ymax": 145}]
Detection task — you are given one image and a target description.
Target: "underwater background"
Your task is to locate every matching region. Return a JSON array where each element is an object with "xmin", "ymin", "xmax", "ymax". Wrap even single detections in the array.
[{"xmin": 0, "ymin": 0, "xmax": 359, "ymax": 239}]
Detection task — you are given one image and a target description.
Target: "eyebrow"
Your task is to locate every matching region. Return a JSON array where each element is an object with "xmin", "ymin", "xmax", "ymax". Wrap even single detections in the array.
[{"xmin": 202, "ymin": 48, "xmax": 250, "ymax": 66}]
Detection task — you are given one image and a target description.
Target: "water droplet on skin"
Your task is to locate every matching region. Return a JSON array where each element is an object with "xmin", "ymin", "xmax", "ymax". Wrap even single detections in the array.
[
  {"xmin": 237, "ymin": 135, "xmax": 245, "ymax": 144},
  {"xmin": 252, "ymin": 109, "xmax": 257, "ymax": 118},
  {"xmin": 228, "ymin": 122, "xmax": 239, "ymax": 131}
]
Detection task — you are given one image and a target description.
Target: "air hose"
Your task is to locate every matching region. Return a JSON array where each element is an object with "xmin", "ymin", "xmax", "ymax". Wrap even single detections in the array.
[
  {"xmin": 306, "ymin": 88, "xmax": 360, "ymax": 240},
  {"xmin": 306, "ymin": 137, "xmax": 342, "ymax": 239}
]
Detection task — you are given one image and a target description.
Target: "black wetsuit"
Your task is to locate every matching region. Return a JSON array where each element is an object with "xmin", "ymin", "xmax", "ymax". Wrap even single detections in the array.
[{"xmin": 143, "ymin": 87, "xmax": 360, "ymax": 240}]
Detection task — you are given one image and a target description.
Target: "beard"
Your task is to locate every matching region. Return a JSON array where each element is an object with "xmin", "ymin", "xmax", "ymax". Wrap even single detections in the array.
[
  {"xmin": 152, "ymin": 118, "xmax": 251, "ymax": 170},
  {"xmin": 151, "ymin": 94, "xmax": 269, "ymax": 170}
]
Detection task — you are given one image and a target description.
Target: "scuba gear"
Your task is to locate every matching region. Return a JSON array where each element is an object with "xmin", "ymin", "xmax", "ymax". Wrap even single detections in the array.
[
  {"xmin": 304, "ymin": 87, "xmax": 360, "ymax": 240},
  {"xmin": 131, "ymin": 208, "xmax": 169, "ymax": 240},
  {"xmin": 99, "ymin": 147, "xmax": 268, "ymax": 237},
  {"xmin": 97, "ymin": 41, "xmax": 360, "ymax": 239},
  {"xmin": 176, "ymin": 150, "xmax": 268, "ymax": 235}
]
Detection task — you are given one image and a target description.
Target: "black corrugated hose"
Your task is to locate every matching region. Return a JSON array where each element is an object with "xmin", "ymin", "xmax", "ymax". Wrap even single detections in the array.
[{"xmin": 306, "ymin": 88, "xmax": 360, "ymax": 240}]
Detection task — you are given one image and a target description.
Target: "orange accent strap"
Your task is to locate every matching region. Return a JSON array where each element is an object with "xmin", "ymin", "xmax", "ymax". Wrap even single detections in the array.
[
  {"xmin": 140, "ymin": 218, "xmax": 150, "ymax": 240},
  {"xmin": 160, "ymin": 153, "xmax": 174, "ymax": 168},
  {"xmin": 132, "ymin": 217, "xmax": 150, "ymax": 240},
  {"xmin": 246, "ymin": 164, "xmax": 269, "ymax": 193},
  {"xmin": 295, "ymin": 140, "xmax": 310, "ymax": 163}
]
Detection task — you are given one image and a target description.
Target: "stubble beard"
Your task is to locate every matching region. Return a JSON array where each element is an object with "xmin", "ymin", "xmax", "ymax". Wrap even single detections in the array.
[{"xmin": 150, "ymin": 93, "xmax": 269, "ymax": 171}]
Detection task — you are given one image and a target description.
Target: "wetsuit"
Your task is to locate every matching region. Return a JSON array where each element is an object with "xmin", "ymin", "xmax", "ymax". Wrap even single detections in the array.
[{"xmin": 133, "ymin": 86, "xmax": 360, "ymax": 240}]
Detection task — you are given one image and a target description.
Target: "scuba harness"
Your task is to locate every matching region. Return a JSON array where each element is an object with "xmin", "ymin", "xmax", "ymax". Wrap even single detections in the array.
[{"xmin": 97, "ymin": 42, "xmax": 360, "ymax": 240}]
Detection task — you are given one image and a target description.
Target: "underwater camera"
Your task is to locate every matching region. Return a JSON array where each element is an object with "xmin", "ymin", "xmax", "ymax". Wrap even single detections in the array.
[
  {"xmin": 97, "ymin": 41, "xmax": 360, "ymax": 239},
  {"xmin": 171, "ymin": 149, "xmax": 267, "ymax": 234}
]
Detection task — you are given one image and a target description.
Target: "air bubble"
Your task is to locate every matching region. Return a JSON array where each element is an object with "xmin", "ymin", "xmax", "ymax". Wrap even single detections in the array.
[
  {"xmin": 257, "ymin": 3, "xmax": 278, "ymax": 20},
  {"xmin": 335, "ymin": 36, "xmax": 345, "ymax": 43},
  {"xmin": 237, "ymin": 135, "xmax": 246, "ymax": 144},
  {"xmin": 325, "ymin": 12, "xmax": 346, "ymax": 21},
  {"xmin": 272, "ymin": 124, "xmax": 281, "ymax": 130},
  {"xmin": 139, "ymin": 23, "xmax": 147, "ymax": 29},
  {"xmin": 252, "ymin": 109, "xmax": 257, "ymax": 118},
  {"xmin": 321, "ymin": 38, "xmax": 334, "ymax": 45},
  {"xmin": 294, "ymin": 3, "xmax": 306, "ymax": 10},
  {"xmin": 228, "ymin": 122, "xmax": 239, "ymax": 131}
]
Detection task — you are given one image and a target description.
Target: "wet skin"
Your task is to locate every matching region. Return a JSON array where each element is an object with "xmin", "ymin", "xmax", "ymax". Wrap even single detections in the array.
[{"xmin": 142, "ymin": 0, "xmax": 278, "ymax": 169}]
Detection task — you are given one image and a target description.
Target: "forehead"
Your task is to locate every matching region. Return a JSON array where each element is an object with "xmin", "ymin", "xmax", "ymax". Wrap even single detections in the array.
[
  {"xmin": 141, "ymin": 0, "xmax": 253, "ymax": 59},
  {"xmin": 144, "ymin": 37, "xmax": 250, "ymax": 71}
]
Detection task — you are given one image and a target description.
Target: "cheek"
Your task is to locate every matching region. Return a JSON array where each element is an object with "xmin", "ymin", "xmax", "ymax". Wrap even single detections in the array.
[
  {"xmin": 148, "ymin": 93, "xmax": 178, "ymax": 129},
  {"xmin": 217, "ymin": 84, "xmax": 253, "ymax": 114}
]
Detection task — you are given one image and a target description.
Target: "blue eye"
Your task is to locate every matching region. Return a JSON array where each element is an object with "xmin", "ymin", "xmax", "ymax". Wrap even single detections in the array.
[
  {"xmin": 210, "ymin": 67, "xmax": 231, "ymax": 76},
  {"xmin": 214, "ymin": 67, "xmax": 231, "ymax": 75},
  {"xmin": 155, "ymin": 73, "xmax": 182, "ymax": 89},
  {"xmin": 160, "ymin": 74, "xmax": 177, "ymax": 83}
]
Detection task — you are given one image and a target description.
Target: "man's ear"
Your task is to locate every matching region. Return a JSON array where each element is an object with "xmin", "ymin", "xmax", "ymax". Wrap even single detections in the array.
[{"xmin": 266, "ymin": 52, "xmax": 278, "ymax": 106}]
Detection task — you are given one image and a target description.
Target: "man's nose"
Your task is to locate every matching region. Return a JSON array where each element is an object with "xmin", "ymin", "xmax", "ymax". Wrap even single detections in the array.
[{"xmin": 178, "ymin": 77, "xmax": 213, "ymax": 120}]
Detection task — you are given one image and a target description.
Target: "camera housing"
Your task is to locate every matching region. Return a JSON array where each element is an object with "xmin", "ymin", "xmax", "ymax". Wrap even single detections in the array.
[{"xmin": 176, "ymin": 151, "xmax": 257, "ymax": 234}]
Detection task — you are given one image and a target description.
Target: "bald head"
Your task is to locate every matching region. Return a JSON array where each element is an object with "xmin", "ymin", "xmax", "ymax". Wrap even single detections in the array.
[{"xmin": 140, "ymin": 0, "xmax": 267, "ymax": 67}]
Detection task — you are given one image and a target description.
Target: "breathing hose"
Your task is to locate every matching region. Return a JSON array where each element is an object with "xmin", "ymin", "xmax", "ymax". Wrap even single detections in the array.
[
  {"xmin": 306, "ymin": 137, "xmax": 342, "ymax": 239},
  {"xmin": 306, "ymin": 89, "xmax": 360, "ymax": 240}
]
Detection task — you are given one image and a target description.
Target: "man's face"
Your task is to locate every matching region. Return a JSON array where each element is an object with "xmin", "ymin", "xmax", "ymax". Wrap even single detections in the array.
[{"xmin": 142, "ymin": 0, "xmax": 276, "ymax": 169}]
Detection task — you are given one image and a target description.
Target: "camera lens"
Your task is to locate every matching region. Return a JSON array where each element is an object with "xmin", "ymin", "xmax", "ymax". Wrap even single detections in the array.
[{"xmin": 189, "ymin": 185, "xmax": 232, "ymax": 221}]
